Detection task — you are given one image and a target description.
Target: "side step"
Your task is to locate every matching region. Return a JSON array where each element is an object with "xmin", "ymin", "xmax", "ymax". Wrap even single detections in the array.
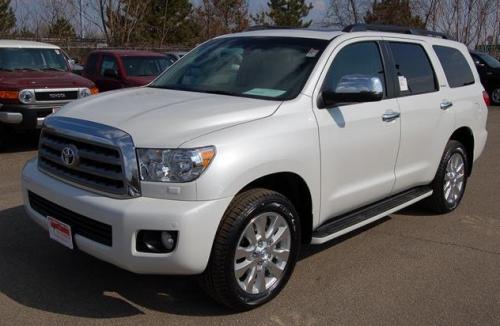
[{"xmin": 311, "ymin": 186, "xmax": 433, "ymax": 244}]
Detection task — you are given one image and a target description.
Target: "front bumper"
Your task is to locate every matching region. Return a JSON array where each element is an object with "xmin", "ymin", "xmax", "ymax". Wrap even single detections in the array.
[
  {"xmin": 22, "ymin": 159, "xmax": 232, "ymax": 275},
  {"xmin": 0, "ymin": 103, "xmax": 69, "ymax": 129}
]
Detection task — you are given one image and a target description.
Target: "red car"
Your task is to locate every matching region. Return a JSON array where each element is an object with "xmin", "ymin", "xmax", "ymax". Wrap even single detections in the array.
[
  {"xmin": 82, "ymin": 50, "xmax": 172, "ymax": 92},
  {"xmin": 0, "ymin": 40, "xmax": 97, "ymax": 147}
]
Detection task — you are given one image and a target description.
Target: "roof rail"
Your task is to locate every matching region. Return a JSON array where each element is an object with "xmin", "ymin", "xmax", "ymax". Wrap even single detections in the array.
[
  {"xmin": 245, "ymin": 25, "xmax": 298, "ymax": 31},
  {"xmin": 343, "ymin": 24, "xmax": 448, "ymax": 39}
]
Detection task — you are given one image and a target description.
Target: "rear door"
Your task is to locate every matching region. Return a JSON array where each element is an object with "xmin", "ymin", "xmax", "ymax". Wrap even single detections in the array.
[{"xmin": 385, "ymin": 38, "xmax": 455, "ymax": 193}]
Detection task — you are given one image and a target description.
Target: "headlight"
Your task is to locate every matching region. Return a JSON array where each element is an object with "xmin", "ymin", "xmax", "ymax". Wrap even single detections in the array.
[
  {"xmin": 137, "ymin": 146, "xmax": 216, "ymax": 183},
  {"xmin": 78, "ymin": 88, "xmax": 91, "ymax": 98},
  {"xmin": 19, "ymin": 89, "xmax": 34, "ymax": 104}
]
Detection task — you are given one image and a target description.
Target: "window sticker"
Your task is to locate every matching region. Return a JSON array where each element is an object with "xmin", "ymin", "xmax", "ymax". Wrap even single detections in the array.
[
  {"xmin": 243, "ymin": 88, "xmax": 286, "ymax": 97},
  {"xmin": 54, "ymin": 49, "xmax": 60, "ymax": 55},
  {"xmin": 398, "ymin": 75, "xmax": 409, "ymax": 91},
  {"xmin": 306, "ymin": 48, "xmax": 319, "ymax": 58}
]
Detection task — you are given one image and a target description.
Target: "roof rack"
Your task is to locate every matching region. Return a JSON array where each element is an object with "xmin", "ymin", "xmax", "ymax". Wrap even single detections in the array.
[{"xmin": 343, "ymin": 24, "xmax": 448, "ymax": 39}]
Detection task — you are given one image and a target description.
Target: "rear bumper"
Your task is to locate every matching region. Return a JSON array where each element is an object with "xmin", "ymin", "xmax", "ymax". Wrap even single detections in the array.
[{"xmin": 22, "ymin": 159, "xmax": 233, "ymax": 275}]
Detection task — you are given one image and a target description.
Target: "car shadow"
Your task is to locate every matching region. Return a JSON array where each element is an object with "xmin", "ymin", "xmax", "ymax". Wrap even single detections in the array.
[
  {"xmin": 0, "ymin": 131, "xmax": 40, "ymax": 153},
  {"xmin": 0, "ymin": 205, "xmax": 401, "ymax": 318}
]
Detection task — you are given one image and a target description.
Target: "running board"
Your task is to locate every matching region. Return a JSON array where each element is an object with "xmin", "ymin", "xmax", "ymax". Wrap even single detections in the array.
[{"xmin": 311, "ymin": 186, "xmax": 433, "ymax": 244}]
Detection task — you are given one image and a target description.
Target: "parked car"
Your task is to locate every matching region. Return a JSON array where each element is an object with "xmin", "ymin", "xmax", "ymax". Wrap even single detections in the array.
[
  {"xmin": 164, "ymin": 51, "xmax": 188, "ymax": 64},
  {"xmin": 0, "ymin": 40, "xmax": 98, "ymax": 148},
  {"xmin": 82, "ymin": 50, "xmax": 171, "ymax": 92},
  {"xmin": 22, "ymin": 25, "xmax": 488, "ymax": 310},
  {"xmin": 470, "ymin": 50, "xmax": 500, "ymax": 104},
  {"xmin": 60, "ymin": 49, "xmax": 84, "ymax": 75}
]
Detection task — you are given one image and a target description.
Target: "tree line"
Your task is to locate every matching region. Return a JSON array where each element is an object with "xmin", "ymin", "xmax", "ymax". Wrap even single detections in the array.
[{"xmin": 2, "ymin": 0, "xmax": 499, "ymax": 51}]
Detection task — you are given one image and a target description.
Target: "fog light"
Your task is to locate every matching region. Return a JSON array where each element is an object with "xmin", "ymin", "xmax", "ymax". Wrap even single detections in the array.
[
  {"xmin": 136, "ymin": 230, "xmax": 178, "ymax": 253},
  {"xmin": 161, "ymin": 231, "xmax": 175, "ymax": 250}
]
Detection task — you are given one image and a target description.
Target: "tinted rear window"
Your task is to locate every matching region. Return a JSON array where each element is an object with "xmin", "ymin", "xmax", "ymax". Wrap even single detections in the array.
[
  {"xmin": 389, "ymin": 42, "xmax": 437, "ymax": 95},
  {"xmin": 434, "ymin": 46, "xmax": 475, "ymax": 88}
]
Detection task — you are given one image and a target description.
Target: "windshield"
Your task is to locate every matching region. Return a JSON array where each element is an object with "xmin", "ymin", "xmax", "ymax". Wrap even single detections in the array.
[
  {"xmin": 122, "ymin": 56, "xmax": 171, "ymax": 76},
  {"xmin": 477, "ymin": 53, "xmax": 500, "ymax": 68},
  {"xmin": 0, "ymin": 48, "xmax": 68, "ymax": 72},
  {"xmin": 150, "ymin": 37, "xmax": 328, "ymax": 100}
]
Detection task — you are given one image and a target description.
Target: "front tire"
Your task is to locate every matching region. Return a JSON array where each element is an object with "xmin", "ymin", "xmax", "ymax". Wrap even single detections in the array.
[
  {"xmin": 424, "ymin": 140, "xmax": 468, "ymax": 213},
  {"xmin": 201, "ymin": 188, "xmax": 301, "ymax": 311}
]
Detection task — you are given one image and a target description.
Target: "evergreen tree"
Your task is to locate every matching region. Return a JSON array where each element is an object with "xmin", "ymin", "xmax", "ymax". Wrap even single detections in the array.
[
  {"xmin": 48, "ymin": 17, "xmax": 76, "ymax": 39},
  {"xmin": 0, "ymin": 0, "xmax": 16, "ymax": 34},
  {"xmin": 143, "ymin": 0, "xmax": 194, "ymax": 46},
  {"xmin": 364, "ymin": 0, "xmax": 425, "ymax": 28},
  {"xmin": 254, "ymin": 0, "xmax": 313, "ymax": 28}
]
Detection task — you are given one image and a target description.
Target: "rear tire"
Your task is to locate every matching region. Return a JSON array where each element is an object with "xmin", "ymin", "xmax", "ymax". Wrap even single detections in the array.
[
  {"xmin": 423, "ymin": 140, "xmax": 468, "ymax": 213},
  {"xmin": 200, "ymin": 188, "xmax": 301, "ymax": 311},
  {"xmin": 491, "ymin": 87, "xmax": 500, "ymax": 105}
]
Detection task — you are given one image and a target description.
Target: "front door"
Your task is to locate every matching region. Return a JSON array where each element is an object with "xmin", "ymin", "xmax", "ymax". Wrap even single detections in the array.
[{"xmin": 313, "ymin": 40, "xmax": 401, "ymax": 222}]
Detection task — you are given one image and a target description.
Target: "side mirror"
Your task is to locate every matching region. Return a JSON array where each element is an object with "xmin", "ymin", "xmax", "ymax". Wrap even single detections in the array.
[
  {"xmin": 318, "ymin": 75, "xmax": 384, "ymax": 108},
  {"xmin": 103, "ymin": 69, "xmax": 119, "ymax": 79}
]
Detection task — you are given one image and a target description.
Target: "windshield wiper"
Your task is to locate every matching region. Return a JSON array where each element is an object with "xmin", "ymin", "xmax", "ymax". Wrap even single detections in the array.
[
  {"xmin": 42, "ymin": 67, "xmax": 66, "ymax": 72},
  {"xmin": 14, "ymin": 67, "xmax": 42, "ymax": 72},
  {"xmin": 0, "ymin": 68, "xmax": 14, "ymax": 72},
  {"xmin": 149, "ymin": 85, "xmax": 238, "ymax": 97}
]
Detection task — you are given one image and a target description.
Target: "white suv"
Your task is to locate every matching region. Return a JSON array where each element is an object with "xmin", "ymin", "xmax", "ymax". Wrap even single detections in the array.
[{"xmin": 22, "ymin": 25, "xmax": 488, "ymax": 310}]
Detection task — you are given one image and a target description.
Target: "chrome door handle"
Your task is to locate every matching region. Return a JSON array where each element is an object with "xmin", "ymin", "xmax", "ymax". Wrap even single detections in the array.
[
  {"xmin": 382, "ymin": 111, "xmax": 400, "ymax": 122},
  {"xmin": 440, "ymin": 100, "xmax": 453, "ymax": 110}
]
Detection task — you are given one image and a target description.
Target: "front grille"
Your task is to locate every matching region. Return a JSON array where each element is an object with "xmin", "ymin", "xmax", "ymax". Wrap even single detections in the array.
[
  {"xmin": 35, "ymin": 91, "xmax": 78, "ymax": 101},
  {"xmin": 28, "ymin": 191, "xmax": 112, "ymax": 246},
  {"xmin": 38, "ymin": 130, "xmax": 127, "ymax": 196}
]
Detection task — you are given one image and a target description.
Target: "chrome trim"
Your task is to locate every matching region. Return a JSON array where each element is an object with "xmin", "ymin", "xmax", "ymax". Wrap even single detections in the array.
[
  {"xmin": 39, "ymin": 116, "xmax": 141, "ymax": 199},
  {"xmin": 381, "ymin": 111, "xmax": 400, "ymax": 122},
  {"xmin": 440, "ymin": 100, "xmax": 453, "ymax": 110},
  {"xmin": 21, "ymin": 88, "xmax": 87, "ymax": 104}
]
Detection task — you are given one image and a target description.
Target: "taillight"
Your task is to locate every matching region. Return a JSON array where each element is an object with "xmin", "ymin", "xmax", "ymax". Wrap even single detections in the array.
[{"xmin": 483, "ymin": 91, "xmax": 491, "ymax": 106}]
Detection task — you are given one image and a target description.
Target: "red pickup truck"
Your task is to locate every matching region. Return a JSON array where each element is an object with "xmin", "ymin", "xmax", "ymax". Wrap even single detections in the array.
[
  {"xmin": 82, "ymin": 50, "xmax": 171, "ymax": 92},
  {"xmin": 0, "ymin": 40, "xmax": 97, "ymax": 147}
]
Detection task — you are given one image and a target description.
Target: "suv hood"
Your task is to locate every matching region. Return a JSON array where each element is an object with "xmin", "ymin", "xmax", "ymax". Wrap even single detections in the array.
[
  {"xmin": 57, "ymin": 87, "xmax": 281, "ymax": 148},
  {"xmin": 0, "ymin": 71, "xmax": 94, "ymax": 90}
]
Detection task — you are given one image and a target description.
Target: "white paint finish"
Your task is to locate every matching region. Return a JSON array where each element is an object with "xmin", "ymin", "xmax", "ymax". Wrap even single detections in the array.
[
  {"xmin": 311, "ymin": 36, "xmax": 401, "ymax": 222},
  {"xmin": 57, "ymin": 87, "xmax": 281, "ymax": 148},
  {"xmin": 22, "ymin": 159, "xmax": 232, "ymax": 274},
  {"xmin": 20, "ymin": 30, "xmax": 489, "ymax": 274},
  {"xmin": 311, "ymin": 190, "xmax": 433, "ymax": 244},
  {"xmin": 0, "ymin": 39, "xmax": 60, "ymax": 49}
]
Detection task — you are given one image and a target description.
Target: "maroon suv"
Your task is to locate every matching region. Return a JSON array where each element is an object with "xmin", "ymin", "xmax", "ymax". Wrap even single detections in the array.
[
  {"xmin": 0, "ymin": 40, "xmax": 97, "ymax": 146},
  {"xmin": 82, "ymin": 50, "xmax": 171, "ymax": 92}
]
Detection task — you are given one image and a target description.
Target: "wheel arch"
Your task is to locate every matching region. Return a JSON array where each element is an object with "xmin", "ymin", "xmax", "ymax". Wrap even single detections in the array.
[
  {"xmin": 449, "ymin": 126, "xmax": 474, "ymax": 175},
  {"xmin": 238, "ymin": 172, "xmax": 314, "ymax": 244}
]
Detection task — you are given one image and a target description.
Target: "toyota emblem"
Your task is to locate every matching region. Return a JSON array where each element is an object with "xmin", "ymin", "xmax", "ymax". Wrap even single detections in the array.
[{"xmin": 61, "ymin": 145, "xmax": 79, "ymax": 167}]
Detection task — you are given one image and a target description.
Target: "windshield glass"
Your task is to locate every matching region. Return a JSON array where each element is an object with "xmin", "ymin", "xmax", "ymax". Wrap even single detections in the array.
[
  {"xmin": 477, "ymin": 53, "xmax": 500, "ymax": 68},
  {"xmin": 150, "ymin": 37, "xmax": 328, "ymax": 100},
  {"xmin": 122, "ymin": 56, "xmax": 171, "ymax": 76},
  {"xmin": 0, "ymin": 48, "xmax": 68, "ymax": 72}
]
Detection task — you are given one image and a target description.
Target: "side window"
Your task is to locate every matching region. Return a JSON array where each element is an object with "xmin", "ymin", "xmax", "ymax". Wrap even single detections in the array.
[
  {"xmin": 84, "ymin": 53, "xmax": 98, "ymax": 74},
  {"xmin": 433, "ymin": 46, "xmax": 475, "ymax": 88},
  {"xmin": 323, "ymin": 41, "xmax": 386, "ymax": 96},
  {"xmin": 100, "ymin": 55, "xmax": 118, "ymax": 76},
  {"xmin": 389, "ymin": 42, "xmax": 437, "ymax": 95}
]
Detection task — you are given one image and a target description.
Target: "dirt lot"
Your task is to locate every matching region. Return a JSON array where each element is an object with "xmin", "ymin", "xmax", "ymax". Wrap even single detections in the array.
[{"xmin": 0, "ymin": 107, "xmax": 499, "ymax": 326}]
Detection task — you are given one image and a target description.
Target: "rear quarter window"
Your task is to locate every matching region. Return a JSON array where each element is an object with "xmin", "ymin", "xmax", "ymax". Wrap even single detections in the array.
[
  {"xmin": 433, "ymin": 45, "xmax": 475, "ymax": 88},
  {"xmin": 389, "ymin": 42, "xmax": 438, "ymax": 96}
]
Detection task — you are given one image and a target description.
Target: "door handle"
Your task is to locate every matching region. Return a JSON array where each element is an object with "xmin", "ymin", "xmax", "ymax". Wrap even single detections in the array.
[
  {"xmin": 382, "ymin": 111, "xmax": 400, "ymax": 122},
  {"xmin": 440, "ymin": 100, "xmax": 453, "ymax": 110}
]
